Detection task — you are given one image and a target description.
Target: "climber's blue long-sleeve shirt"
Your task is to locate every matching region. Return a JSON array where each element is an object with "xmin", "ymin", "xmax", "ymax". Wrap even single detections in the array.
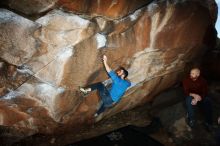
[{"xmin": 108, "ymin": 70, "xmax": 131, "ymax": 102}]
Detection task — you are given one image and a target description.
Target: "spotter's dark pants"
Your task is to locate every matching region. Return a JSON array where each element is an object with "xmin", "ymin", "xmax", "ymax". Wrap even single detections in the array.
[{"xmin": 186, "ymin": 96, "xmax": 213, "ymax": 125}]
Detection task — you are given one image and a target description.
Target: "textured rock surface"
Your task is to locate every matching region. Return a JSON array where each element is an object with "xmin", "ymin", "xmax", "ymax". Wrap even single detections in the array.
[
  {"xmin": 4, "ymin": 0, "xmax": 58, "ymax": 15},
  {"xmin": 0, "ymin": 9, "xmax": 40, "ymax": 66},
  {"xmin": 0, "ymin": 0, "xmax": 218, "ymax": 145},
  {"xmin": 1, "ymin": 0, "xmax": 153, "ymax": 18},
  {"xmin": 58, "ymin": 0, "xmax": 153, "ymax": 19}
]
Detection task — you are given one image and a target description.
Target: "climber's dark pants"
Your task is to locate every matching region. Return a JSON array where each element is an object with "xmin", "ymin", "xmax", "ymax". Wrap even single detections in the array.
[{"xmin": 86, "ymin": 82, "xmax": 114, "ymax": 115}]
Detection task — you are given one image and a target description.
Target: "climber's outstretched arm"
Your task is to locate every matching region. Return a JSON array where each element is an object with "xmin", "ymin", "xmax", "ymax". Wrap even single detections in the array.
[{"xmin": 103, "ymin": 55, "xmax": 112, "ymax": 73}]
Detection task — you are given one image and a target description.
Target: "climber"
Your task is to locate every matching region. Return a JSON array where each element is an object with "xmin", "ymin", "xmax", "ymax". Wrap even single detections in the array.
[
  {"xmin": 182, "ymin": 67, "xmax": 213, "ymax": 130},
  {"xmin": 80, "ymin": 55, "xmax": 131, "ymax": 117}
]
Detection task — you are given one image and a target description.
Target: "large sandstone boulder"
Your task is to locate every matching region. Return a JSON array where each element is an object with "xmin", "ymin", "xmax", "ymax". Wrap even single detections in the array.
[
  {"xmin": 29, "ymin": 10, "xmax": 97, "ymax": 85},
  {"xmin": 1, "ymin": 0, "xmax": 153, "ymax": 18},
  {"xmin": 3, "ymin": 0, "xmax": 58, "ymax": 15},
  {"xmin": 0, "ymin": 0, "xmax": 217, "ymax": 145},
  {"xmin": 0, "ymin": 9, "xmax": 40, "ymax": 66},
  {"xmin": 57, "ymin": 0, "xmax": 154, "ymax": 19}
]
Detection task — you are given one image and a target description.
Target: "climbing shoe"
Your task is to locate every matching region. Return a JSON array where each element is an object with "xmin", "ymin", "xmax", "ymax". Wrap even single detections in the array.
[
  {"xmin": 79, "ymin": 87, "xmax": 90, "ymax": 95},
  {"xmin": 94, "ymin": 113, "xmax": 98, "ymax": 118}
]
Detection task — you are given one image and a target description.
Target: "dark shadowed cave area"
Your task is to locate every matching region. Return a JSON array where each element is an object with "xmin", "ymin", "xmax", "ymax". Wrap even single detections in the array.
[{"xmin": 0, "ymin": 0, "xmax": 220, "ymax": 146}]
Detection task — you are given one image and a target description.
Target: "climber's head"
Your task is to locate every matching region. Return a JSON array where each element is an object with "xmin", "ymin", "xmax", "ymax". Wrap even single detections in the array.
[{"xmin": 116, "ymin": 66, "xmax": 128, "ymax": 79}]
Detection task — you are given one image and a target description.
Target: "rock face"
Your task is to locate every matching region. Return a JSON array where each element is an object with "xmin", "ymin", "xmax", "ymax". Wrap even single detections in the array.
[
  {"xmin": 57, "ymin": 0, "xmax": 154, "ymax": 19},
  {"xmin": 0, "ymin": 0, "xmax": 217, "ymax": 145},
  {"xmin": 4, "ymin": 0, "xmax": 58, "ymax": 15},
  {"xmin": 0, "ymin": 9, "xmax": 40, "ymax": 66},
  {"xmin": 2, "ymin": 0, "xmax": 153, "ymax": 18}
]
